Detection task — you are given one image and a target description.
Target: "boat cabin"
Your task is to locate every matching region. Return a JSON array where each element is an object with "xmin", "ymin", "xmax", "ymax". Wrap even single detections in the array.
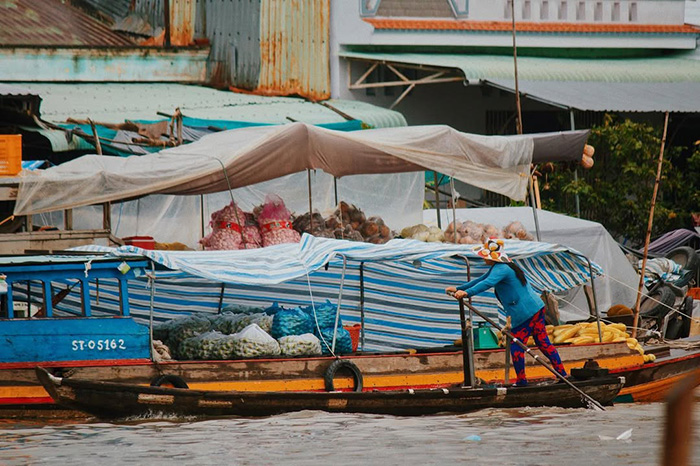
[{"xmin": 0, "ymin": 255, "xmax": 151, "ymax": 363}]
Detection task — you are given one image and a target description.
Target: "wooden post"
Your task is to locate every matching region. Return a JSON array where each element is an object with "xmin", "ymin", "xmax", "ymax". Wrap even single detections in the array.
[
  {"xmin": 176, "ymin": 107, "xmax": 183, "ymax": 145},
  {"xmin": 632, "ymin": 112, "xmax": 670, "ymax": 339},
  {"xmin": 662, "ymin": 370, "xmax": 700, "ymax": 466},
  {"xmin": 510, "ymin": 0, "xmax": 523, "ymax": 136},
  {"xmin": 88, "ymin": 119, "xmax": 102, "ymax": 155},
  {"xmin": 103, "ymin": 202, "xmax": 111, "ymax": 231},
  {"xmin": 64, "ymin": 209, "xmax": 73, "ymax": 230}
]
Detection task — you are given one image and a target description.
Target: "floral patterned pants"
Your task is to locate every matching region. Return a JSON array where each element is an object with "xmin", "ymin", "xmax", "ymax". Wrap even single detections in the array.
[{"xmin": 510, "ymin": 308, "xmax": 567, "ymax": 386}]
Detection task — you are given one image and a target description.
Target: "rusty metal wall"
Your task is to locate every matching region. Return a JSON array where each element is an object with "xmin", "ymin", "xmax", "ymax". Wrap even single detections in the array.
[
  {"xmin": 194, "ymin": 0, "xmax": 329, "ymax": 99},
  {"xmin": 134, "ymin": 0, "xmax": 195, "ymax": 45},
  {"xmin": 257, "ymin": 0, "xmax": 330, "ymax": 100},
  {"xmin": 195, "ymin": 0, "xmax": 262, "ymax": 89}
]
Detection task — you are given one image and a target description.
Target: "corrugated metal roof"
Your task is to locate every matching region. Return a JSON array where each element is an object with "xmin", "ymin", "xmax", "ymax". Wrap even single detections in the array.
[
  {"xmin": 19, "ymin": 126, "xmax": 94, "ymax": 152},
  {"xmin": 0, "ymin": 84, "xmax": 39, "ymax": 97},
  {"xmin": 364, "ymin": 18, "xmax": 700, "ymax": 34},
  {"xmin": 80, "ymin": 0, "xmax": 132, "ymax": 23},
  {"xmin": 487, "ymin": 80, "xmax": 700, "ymax": 112},
  {"xmin": 15, "ymin": 83, "xmax": 407, "ymax": 128},
  {"xmin": 0, "ymin": 0, "xmax": 134, "ymax": 46},
  {"xmin": 340, "ymin": 51, "xmax": 700, "ymax": 82}
]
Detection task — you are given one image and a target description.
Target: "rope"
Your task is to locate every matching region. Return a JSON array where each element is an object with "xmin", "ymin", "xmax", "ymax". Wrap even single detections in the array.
[
  {"xmin": 331, "ymin": 255, "xmax": 348, "ymax": 353},
  {"xmin": 603, "ymin": 273, "xmax": 699, "ymax": 323},
  {"xmin": 304, "ymin": 268, "xmax": 337, "ymax": 358}
]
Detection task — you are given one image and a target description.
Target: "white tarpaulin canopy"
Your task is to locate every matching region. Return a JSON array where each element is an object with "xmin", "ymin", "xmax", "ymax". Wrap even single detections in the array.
[{"xmin": 13, "ymin": 122, "xmax": 589, "ymax": 215}]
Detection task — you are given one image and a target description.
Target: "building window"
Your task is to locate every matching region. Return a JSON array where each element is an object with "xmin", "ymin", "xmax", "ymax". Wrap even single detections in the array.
[
  {"xmin": 541, "ymin": 0, "xmax": 549, "ymax": 20},
  {"xmin": 612, "ymin": 2, "xmax": 620, "ymax": 21},
  {"xmin": 558, "ymin": 1, "xmax": 567, "ymax": 20},
  {"xmin": 629, "ymin": 2, "xmax": 637, "ymax": 21},
  {"xmin": 505, "ymin": 0, "xmax": 513, "ymax": 19},
  {"xmin": 576, "ymin": 1, "xmax": 585, "ymax": 20},
  {"xmin": 523, "ymin": 0, "xmax": 531, "ymax": 19},
  {"xmin": 594, "ymin": 2, "xmax": 602, "ymax": 21}
]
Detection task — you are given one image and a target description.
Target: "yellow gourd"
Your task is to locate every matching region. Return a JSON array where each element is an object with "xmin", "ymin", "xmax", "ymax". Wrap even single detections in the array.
[
  {"xmin": 554, "ymin": 326, "xmax": 580, "ymax": 344},
  {"xmin": 571, "ymin": 335, "xmax": 595, "ymax": 345}
]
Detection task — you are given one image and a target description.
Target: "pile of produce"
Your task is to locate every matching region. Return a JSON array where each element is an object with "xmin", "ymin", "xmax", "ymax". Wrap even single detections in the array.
[
  {"xmin": 210, "ymin": 311, "xmax": 272, "ymax": 335},
  {"xmin": 399, "ymin": 220, "xmax": 534, "ymax": 244},
  {"xmin": 400, "ymin": 224, "xmax": 444, "ymax": 242},
  {"xmin": 200, "ymin": 202, "xmax": 248, "ymax": 250},
  {"xmin": 495, "ymin": 322, "xmax": 656, "ymax": 362},
  {"xmin": 152, "ymin": 300, "xmax": 355, "ymax": 360},
  {"xmin": 241, "ymin": 212, "xmax": 263, "ymax": 249},
  {"xmin": 257, "ymin": 194, "xmax": 301, "ymax": 247},
  {"xmin": 278, "ymin": 334, "xmax": 322, "ymax": 357},
  {"xmin": 293, "ymin": 202, "xmax": 394, "ymax": 244},
  {"xmin": 231, "ymin": 323, "xmax": 281, "ymax": 358}
]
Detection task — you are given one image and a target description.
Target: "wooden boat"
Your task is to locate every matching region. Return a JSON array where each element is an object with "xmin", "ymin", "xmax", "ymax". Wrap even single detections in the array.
[
  {"xmin": 34, "ymin": 367, "xmax": 625, "ymax": 418},
  {"xmin": 2, "ymin": 248, "xmax": 698, "ymax": 417}
]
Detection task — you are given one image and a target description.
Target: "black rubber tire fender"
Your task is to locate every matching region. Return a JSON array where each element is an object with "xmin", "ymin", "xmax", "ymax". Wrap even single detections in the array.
[
  {"xmin": 664, "ymin": 314, "xmax": 685, "ymax": 340},
  {"xmin": 665, "ymin": 246, "xmax": 699, "ymax": 272},
  {"xmin": 324, "ymin": 359, "xmax": 363, "ymax": 392},
  {"xmin": 150, "ymin": 374, "xmax": 189, "ymax": 389},
  {"xmin": 679, "ymin": 296, "xmax": 693, "ymax": 339},
  {"xmin": 639, "ymin": 285, "xmax": 676, "ymax": 318}
]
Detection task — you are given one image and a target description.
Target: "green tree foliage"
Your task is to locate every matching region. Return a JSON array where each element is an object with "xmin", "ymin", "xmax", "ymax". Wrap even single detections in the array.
[{"xmin": 540, "ymin": 115, "xmax": 698, "ymax": 247}]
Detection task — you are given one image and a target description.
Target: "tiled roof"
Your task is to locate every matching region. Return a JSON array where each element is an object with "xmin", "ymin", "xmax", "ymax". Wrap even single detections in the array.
[
  {"xmin": 0, "ymin": 0, "xmax": 134, "ymax": 47},
  {"xmin": 364, "ymin": 18, "xmax": 700, "ymax": 34}
]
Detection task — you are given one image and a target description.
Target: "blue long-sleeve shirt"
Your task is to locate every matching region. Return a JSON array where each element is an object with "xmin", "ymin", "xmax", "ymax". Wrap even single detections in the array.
[{"xmin": 457, "ymin": 262, "xmax": 544, "ymax": 327}]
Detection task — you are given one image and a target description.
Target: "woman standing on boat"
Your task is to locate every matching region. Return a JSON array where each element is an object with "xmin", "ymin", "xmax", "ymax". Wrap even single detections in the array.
[{"xmin": 445, "ymin": 238, "xmax": 567, "ymax": 387}]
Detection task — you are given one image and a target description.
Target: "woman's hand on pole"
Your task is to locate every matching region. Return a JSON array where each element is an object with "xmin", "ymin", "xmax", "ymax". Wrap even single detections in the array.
[
  {"xmin": 445, "ymin": 286, "xmax": 457, "ymax": 295},
  {"xmin": 454, "ymin": 290, "xmax": 467, "ymax": 300}
]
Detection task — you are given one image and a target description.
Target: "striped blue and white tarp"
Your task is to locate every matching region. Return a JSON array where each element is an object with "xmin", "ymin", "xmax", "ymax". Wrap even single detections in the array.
[{"xmin": 67, "ymin": 235, "xmax": 602, "ymax": 351}]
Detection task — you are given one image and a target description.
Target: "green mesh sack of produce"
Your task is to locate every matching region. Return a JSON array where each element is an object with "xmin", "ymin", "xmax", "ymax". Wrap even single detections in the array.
[
  {"xmin": 315, "ymin": 326, "xmax": 353, "ymax": 355},
  {"xmin": 270, "ymin": 307, "xmax": 313, "ymax": 339}
]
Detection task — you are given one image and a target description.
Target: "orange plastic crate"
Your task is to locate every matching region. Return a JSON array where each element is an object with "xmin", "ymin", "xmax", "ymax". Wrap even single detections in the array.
[
  {"xmin": 688, "ymin": 287, "xmax": 700, "ymax": 300},
  {"xmin": 0, "ymin": 135, "xmax": 22, "ymax": 176}
]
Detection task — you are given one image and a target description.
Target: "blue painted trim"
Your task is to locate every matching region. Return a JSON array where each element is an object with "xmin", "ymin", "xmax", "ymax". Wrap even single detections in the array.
[
  {"xmin": 42, "ymin": 281, "xmax": 52, "ymax": 317},
  {"xmin": 81, "ymin": 279, "xmax": 91, "ymax": 316},
  {"xmin": 0, "ymin": 317, "xmax": 150, "ymax": 363},
  {"xmin": 119, "ymin": 279, "xmax": 130, "ymax": 316}
]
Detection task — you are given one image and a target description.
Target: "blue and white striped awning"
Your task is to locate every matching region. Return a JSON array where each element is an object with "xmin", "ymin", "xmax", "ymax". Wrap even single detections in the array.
[
  {"xmin": 72, "ymin": 235, "xmax": 602, "ymax": 351},
  {"xmin": 77, "ymin": 233, "xmax": 601, "ymax": 291}
]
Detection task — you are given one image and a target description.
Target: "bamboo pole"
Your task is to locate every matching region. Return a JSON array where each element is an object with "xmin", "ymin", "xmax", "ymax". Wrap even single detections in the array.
[{"xmin": 632, "ymin": 112, "xmax": 670, "ymax": 339}]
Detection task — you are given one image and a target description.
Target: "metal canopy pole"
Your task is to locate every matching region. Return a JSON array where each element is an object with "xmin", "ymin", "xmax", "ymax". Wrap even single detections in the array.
[
  {"xmin": 307, "ymin": 169, "xmax": 314, "ymax": 233},
  {"xmin": 450, "ymin": 177, "xmax": 457, "ymax": 244},
  {"xmin": 433, "ymin": 171, "xmax": 441, "ymax": 229},
  {"xmin": 359, "ymin": 262, "xmax": 365, "ymax": 351},
  {"xmin": 457, "ymin": 298, "xmax": 476, "ymax": 388}
]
